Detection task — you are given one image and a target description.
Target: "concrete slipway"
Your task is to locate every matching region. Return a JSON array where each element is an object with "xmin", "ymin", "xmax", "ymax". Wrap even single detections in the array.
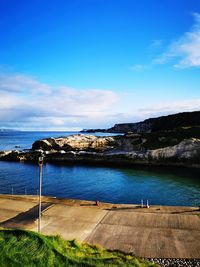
[{"xmin": 0, "ymin": 194, "xmax": 199, "ymax": 259}]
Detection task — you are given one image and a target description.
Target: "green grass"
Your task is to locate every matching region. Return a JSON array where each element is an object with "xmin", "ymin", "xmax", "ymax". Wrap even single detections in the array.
[{"xmin": 0, "ymin": 229, "xmax": 158, "ymax": 267}]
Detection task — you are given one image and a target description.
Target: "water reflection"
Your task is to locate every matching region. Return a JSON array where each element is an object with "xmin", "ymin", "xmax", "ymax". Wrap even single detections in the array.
[{"xmin": 0, "ymin": 161, "xmax": 199, "ymax": 206}]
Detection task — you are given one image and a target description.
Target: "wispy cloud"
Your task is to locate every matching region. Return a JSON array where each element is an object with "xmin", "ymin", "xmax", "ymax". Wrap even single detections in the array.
[
  {"xmin": 0, "ymin": 74, "xmax": 51, "ymax": 94},
  {"xmin": 111, "ymin": 98, "xmax": 200, "ymax": 124},
  {"xmin": 137, "ymin": 98, "xmax": 200, "ymax": 119},
  {"xmin": 131, "ymin": 64, "xmax": 146, "ymax": 71},
  {"xmin": 154, "ymin": 13, "xmax": 200, "ymax": 68}
]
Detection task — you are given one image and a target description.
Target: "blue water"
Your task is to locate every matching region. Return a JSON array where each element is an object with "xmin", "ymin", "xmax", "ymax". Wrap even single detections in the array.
[{"xmin": 0, "ymin": 131, "xmax": 200, "ymax": 206}]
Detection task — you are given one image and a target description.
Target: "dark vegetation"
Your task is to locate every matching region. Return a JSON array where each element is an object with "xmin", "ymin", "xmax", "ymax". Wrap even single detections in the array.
[
  {"xmin": 108, "ymin": 111, "xmax": 200, "ymax": 133},
  {"xmin": 140, "ymin": 126, "xmax": 200, "ymax": 149},
  {"xmin": 142, "ymin": 111, "xmax": 200, "ymax": 132}
]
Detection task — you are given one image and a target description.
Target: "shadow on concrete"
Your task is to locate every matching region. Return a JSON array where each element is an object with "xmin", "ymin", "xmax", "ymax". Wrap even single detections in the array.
[
  {"xmin": 105, "ymin": 205, "xmax": 142, "ymax": 211},
  {"xmin": 171, "ymin": 209, "xmax": 200, "ymax": 214},
  {"xmin": 80, "ymin": 203, "xmax": 96, "ymax": 206},
  {"xmin": 0, "ymin": 203, "xmax": 52, "ymax": 229}
]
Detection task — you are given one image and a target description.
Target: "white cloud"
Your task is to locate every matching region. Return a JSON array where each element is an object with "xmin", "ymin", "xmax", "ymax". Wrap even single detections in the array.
[
  {"xmin": 0, "ymin": 72, "xmax": 119, "ymax": 130},
  {"xmin": 137, "ymin": 99, "xmax": 200, "ymax": 118},
  {"xmin": 106, "ymin": 99, "xmax": 200, "ymax": 125},
  {"xmin": 0, "ymin": 72, "xmax": 200, "ymax": 130},
  {"xmin": 0, "ymin": 73, "xmax": 51, "ymax": 94},
  {"xmin": 154, "ymin": 13, "xmax": 200, "ymax": 68}
]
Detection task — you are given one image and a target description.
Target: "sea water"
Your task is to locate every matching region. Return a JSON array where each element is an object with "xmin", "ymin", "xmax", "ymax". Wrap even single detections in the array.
[{"xmin": 0, "ymin": 131, "xmax": 200, "ymax": 206}]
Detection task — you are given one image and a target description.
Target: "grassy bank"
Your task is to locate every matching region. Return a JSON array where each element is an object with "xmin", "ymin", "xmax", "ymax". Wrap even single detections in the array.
[{"xmin": 0, "ymin": 229, "xmax": 158, "ymax": 267}]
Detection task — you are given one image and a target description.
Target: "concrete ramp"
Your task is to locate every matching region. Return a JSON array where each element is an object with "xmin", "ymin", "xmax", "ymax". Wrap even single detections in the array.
[
  {"xmin": 86, "ymin": 211, "xmax": 200, "ymax": 258},
  {"xmin": 0, "ymin": 195, "xmax": 200, "ymax": 259}
]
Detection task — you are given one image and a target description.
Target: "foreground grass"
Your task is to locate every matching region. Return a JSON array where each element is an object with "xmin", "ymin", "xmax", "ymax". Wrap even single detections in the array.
[{"xmin": 0, "ymin": 229, "xmax": 158, "ymax": 267}]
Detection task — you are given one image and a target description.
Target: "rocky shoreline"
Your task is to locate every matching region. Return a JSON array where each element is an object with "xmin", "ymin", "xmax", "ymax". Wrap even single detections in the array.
[
  {"xmin": 0, "ymin": 133, "xmax": 200, "ymax": 169},
  {"xmin": 1, "ymin": 111, "xmax": 200, "ymax": 168}
]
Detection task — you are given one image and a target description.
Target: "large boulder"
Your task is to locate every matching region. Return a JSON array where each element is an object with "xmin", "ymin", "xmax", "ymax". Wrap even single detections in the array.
[
  {"xmin": 32, "ymin": 134, "xmax": 117, "ymax": 152},
  {"xmin": 32, "ymin": 138, "xmax": 64, "ymax": 151}
]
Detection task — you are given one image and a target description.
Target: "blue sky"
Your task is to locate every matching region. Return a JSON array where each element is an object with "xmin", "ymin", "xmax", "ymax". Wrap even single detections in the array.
[{"xmin": 0, "ymin": 0, "xmax": 200, "ymax": 130}]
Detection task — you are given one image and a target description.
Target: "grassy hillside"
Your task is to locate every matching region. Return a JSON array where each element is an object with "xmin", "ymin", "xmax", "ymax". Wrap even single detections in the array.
[{"xmin": 0, "ymin": 229, "xmax": 158, "ymax": 267}]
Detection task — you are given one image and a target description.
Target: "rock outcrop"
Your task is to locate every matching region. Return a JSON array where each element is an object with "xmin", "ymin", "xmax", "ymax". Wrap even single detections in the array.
[
  {"xmin": 149, "ymin": 138, "xmax": 200, "ymax": 162},
  {"xmin": 0, "ymin": 150, "xmax": 43, "ymax": 162},
  {"xmin": 32, "ymin": 134, "xmax": 117, "ymax": 152},
  {"xmin": 1, "ymin": 134, "xmax": 200, "ymax": 168}
]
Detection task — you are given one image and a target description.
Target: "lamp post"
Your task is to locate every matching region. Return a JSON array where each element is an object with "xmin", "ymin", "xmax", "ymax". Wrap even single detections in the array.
[{"xmin": 38, "ymin": 156, "xmax": 43, "ymax": 233}]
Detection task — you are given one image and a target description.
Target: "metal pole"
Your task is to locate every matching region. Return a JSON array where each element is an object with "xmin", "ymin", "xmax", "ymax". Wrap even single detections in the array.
[
  {"xmin": 147, "ymin": 199, "xmax": 149, "ymax": 208},
  {"xmin": 38, "ymin": 156, "xmax": 43, "ymax": 233}
]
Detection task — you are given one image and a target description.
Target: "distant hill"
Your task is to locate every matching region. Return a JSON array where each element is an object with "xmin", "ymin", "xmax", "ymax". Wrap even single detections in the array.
[
  {"xmin": 108, "ymin": 111, "xmax": 200, "ymax": 133},
  {"xmin": 83, "ymin": 111, "xmax": 200, "ymax": 134}
]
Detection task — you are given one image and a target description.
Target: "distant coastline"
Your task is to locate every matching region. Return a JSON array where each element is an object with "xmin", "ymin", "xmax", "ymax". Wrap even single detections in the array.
[
  {"xmin": 0, "ymin": 129, "xmax": 20, "ymax": 132},
  {"xmin": 81, "ymin": 111, "xmax": 200, "ymax": 133}
]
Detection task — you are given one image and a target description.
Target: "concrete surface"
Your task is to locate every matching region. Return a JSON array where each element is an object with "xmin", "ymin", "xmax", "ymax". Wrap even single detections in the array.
[{"xmin": 0, "ymin": 194, "xmax": 199, "ymax": 259}]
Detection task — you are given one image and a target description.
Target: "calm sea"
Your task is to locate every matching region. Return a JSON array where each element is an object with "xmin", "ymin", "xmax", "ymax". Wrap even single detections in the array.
[{"xmin": 0, "ymin": 131, "xmax": 200, "ymax": 206}]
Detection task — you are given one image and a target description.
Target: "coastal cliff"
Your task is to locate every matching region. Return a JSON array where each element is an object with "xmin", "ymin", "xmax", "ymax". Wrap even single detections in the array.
[
  {"xmin": 83, "ymin": 111, "xmax": 200, "ymax": 133},
  {"xmin": 1, "ymin": 111, "xmax": 200, "ymax": 168}
]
